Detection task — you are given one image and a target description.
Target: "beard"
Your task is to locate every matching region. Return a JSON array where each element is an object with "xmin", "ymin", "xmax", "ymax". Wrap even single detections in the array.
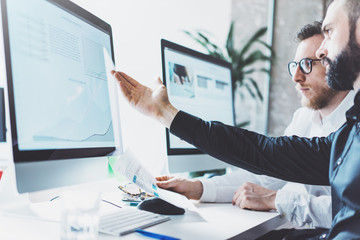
[
  {"xmin": 324, "ymin": 37, "xmax": 360, "ymax": 91},
  {"xmin": 298, "ymin": 85, "xmax": 339, "ymax": 110}
]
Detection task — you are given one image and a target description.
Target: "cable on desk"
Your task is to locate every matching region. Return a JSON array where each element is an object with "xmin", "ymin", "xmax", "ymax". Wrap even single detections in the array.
[
  {"xmin": 50, "ymin": 196, "xmax": 60, "ymax": 201},
  {"xmin": 49, "ymin": 195, "xmax": 123, "ymax": 209},
  {"xmin": 101, "ymin": 199, "xmax": 122, "ymax": 209}
]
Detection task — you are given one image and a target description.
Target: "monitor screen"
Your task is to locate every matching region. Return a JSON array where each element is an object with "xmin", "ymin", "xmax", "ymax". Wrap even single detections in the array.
[
  {"xmin": 3, "ymin": 0, "xmax": 117, "ymax": 162},
  {"xmin": 161, "ymin": 39, "xmax": 234, "ymax": 172},
  {"xmin": 2, "ymin": 0, "xmax": 122, "ymax": 193}
]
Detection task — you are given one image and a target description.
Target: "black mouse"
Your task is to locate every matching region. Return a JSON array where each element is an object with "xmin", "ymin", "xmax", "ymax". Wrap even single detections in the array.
[{"xmin": 137, "ymin": 197, "xmax": 185, "ymax": 215}]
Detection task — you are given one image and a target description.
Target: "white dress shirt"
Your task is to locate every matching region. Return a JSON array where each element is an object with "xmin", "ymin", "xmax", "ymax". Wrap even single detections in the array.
[{"xmin": 199, "ymin": 90, "xmax": 355, "ymax": 228}]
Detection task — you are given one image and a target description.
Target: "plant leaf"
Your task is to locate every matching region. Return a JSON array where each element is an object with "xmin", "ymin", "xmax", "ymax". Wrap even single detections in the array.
[
  {"xmin": 238, "ymin": 27, "xmax": 267, "ymax": 58},
  {"xmin": 242, "ymin": 50, "xmax": 272, "ymax": 67},
  {"xmin": 226, "ymin": 22, "xmax": 236, "ymax": 59},
  {"xmin": 243, "ymin": 67, "xmax": 271, "ymax": 75},
  {"xmin": 245, "ymin": 77, "xmax": 263, "ymax": 101},
  {"xmin": 256, "ymin": 39, "xmax": 276, "ymax": 57},
  {"xmin": 244, "ymin": 83, "xmax": 256, "ymax": 99},
  {"xmin": 236, "ymin": 121, "xmax": 250, "ymax": 128},
  {"xmin": 183, "ymin": 31, "xmax": 212, "ymax": 52},
  {"xmin": 183, "ymin": 30, "xmax": 226, "ymax": 60}
]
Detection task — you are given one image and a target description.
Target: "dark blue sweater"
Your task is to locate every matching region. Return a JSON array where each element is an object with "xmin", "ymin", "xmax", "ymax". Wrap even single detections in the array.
[{"xmin": 170, "ymin": 92, "xmax": 360, "ymax": 239}]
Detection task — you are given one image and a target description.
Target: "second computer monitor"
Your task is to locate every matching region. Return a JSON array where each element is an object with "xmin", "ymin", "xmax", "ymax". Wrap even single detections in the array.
[{"xmin": 161, "ymin": 39, "xmax": 235, "ymax": 173}]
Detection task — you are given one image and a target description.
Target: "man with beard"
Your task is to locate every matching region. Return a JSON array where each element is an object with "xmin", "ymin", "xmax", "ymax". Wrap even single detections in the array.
[
  {"xmin": 112, "ymin": 0, "xmax": 360, "ymax": 238},
  {"xmin": 156, "ymin": 21, "xmax": 354, "ymax": 230}
]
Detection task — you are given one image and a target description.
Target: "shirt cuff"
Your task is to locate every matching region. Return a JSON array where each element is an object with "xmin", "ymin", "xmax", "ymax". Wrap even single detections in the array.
[
  {"xmin": 199, "ymin": 178, "xmax": 217, "ymax": 202},
  {"xmin": 275, "ymin": 189, "xmax": 296, "ymax": 218},
  {"xmin": 275, "ymin": 189, "xmax": 312, "ymax": 228}
]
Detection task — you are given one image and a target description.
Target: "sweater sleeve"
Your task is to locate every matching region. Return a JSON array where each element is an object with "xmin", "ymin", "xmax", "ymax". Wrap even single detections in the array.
[{"xmin": 170, "ymin": 111, "xmax": 332, "ymax": 185}]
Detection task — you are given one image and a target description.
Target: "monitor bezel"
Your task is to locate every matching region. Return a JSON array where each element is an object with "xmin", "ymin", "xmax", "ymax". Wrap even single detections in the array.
[
  {"xmin": 1, "ymin": 0, "xmax": 116, "ymax": 163},
  {"xmin": 0, "ymin": 88, "xmax": 5, "ymax": 142},
  {"xmin": 161, "ymin": 39, "xmax": 235, "ymax": 156}
]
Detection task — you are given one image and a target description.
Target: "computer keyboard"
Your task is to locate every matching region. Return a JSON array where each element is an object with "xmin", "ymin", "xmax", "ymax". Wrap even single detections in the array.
[{"xmin": 99, "ymin": 208, "xmax": 171, "ymax": 236}]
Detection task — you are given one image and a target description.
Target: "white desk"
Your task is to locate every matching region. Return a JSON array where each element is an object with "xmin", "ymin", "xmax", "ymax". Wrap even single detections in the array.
[
  {"xmin": 132, "ymin": 202, "xmax": 287, "ymax": 240},
  {"xmin": 0, "ymin": 200, "xmax": 287, "ymax": 240}
]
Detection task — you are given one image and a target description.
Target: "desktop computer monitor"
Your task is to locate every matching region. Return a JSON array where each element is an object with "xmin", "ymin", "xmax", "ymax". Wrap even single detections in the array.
[
  {"xmin": 161, "ymin": 39, "xmax": 234, "ymax": 173},
  {"xmin": 1, "ymin": 0, "xmax": 123, "ymax": 193}
]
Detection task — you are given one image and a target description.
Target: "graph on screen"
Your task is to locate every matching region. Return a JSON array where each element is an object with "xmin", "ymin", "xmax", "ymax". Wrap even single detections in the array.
[{"xmin": 7, "ymin": 0, "xmax": 115, "ymax": 150}]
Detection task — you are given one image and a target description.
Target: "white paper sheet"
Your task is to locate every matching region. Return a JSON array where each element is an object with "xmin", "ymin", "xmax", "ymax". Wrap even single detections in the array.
[
  {"xmin": 109, "ymin": 149, "xmax": 195, "ymax": 210},
  {"xmin": 103, "ymin": 49, "xmax": 195, "ymax": 210}
]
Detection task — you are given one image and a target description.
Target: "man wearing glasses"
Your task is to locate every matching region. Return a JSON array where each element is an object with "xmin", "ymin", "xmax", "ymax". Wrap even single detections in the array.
[{"xmin": 156, "ymin": 21, "xmax": 354, "ymax": 230}]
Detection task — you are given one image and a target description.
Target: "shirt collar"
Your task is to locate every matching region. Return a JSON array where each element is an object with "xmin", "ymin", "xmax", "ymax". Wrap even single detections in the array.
[
  {"xmin": 346, "ymin": 89, "xmax": 360, "ymax": 122},
  {"xmin": 313, "ymin": 90, "xmax": 355, "ymax": 126}
]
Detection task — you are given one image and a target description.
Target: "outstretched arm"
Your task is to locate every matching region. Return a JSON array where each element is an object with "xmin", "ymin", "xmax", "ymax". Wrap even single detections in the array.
[
  {"xmin": 112, "ymin": 71, "xmax": 331, "ymax": 185},
  {"xmin": 111, "ymin": 71, "xmax": 179, "ymax": 128},
  {"xmin": 170, "ymin": 111, "xmax": 332, "ymax": 185}
]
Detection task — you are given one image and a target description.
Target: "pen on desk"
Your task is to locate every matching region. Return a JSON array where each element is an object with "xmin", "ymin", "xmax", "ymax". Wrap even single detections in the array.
[{"xmin": 135, "ymin": 229, "xmax": 180, "ymax": 240}]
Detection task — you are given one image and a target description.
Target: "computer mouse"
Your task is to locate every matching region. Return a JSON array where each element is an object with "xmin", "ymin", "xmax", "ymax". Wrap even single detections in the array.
[{"xmin": 137, "ymin": 197, "xmax": 185, "ymax": 215}]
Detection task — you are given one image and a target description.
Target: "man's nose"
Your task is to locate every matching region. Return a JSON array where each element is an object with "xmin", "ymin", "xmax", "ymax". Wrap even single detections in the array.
[
  {"xmin": 292, "ymin": 65, "xmax": 305, "ymax": 83},
  {"xmin": 316, "ymin": 40, "xmax": 328, "ymax": 59}
]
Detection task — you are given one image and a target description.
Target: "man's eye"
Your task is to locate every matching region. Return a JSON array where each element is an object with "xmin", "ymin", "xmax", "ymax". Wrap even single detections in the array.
[{"xmin": 325, "ymin": 28, "xmax": 332, "ymax": 36}]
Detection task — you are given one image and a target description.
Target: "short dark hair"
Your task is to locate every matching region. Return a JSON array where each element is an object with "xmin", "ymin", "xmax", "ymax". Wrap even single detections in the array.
[{"xmin": 296, "ymin": 21, "xmax": 323, "ymax": 42}]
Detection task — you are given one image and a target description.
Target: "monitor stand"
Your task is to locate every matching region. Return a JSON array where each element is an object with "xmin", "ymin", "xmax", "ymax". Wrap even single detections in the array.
[
  {"xmin": 2, "ymin": 200, "xmax": 61, "ymax": 222},
  {"xmin": 0, "ymin": 163, "xmax": 29, "ymax": 206},
  {"xmin": 0, "ymin": 163, "xmax": 61, "ymax": 222},
  {"xmin": 0, "ymin": 164, "xmax": 120, "ymax": 222}
]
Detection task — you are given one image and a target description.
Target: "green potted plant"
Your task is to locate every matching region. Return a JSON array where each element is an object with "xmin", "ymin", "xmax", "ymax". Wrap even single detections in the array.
[{"xmin": 184, "ymin": 22, "xmax": 274, "ymax": 127}]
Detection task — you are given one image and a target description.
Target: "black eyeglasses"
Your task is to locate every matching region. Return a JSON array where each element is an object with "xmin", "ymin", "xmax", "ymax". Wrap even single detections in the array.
[
  {"xmin": 288, "ymin": 58, "xmax": 321, "ymax": 77},
  {"xmin": 118, "ymin": 183, "xmax": 154, "ymax": 201}
]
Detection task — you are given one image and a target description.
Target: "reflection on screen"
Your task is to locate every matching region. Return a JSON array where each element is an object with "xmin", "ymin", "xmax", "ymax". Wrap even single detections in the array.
[
  {"xmin": 7, "ymin": 0, "xmax": 115, "ymax": 150},
  {"xmin": 164, "ymin": 47, "xmax": 233, "ymax": 149}
]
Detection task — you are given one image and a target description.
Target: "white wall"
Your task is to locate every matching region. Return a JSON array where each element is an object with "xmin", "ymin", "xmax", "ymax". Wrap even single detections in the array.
[{"xmin": 71, "ymin": 0, "xmax": 232, "ymax": 175}]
